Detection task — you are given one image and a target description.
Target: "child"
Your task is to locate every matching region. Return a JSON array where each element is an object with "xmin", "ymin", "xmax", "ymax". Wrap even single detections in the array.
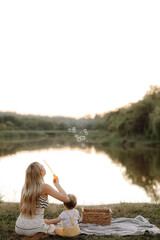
[{"xmin": 44, "ymin": 194, "xmax": 80, "ymax": 237}]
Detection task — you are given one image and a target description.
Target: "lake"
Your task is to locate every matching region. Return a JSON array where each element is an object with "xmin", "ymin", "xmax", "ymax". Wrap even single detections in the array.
[{"xmin": 0, "ymin": 139, "xmax": 159, "ymax": 205}]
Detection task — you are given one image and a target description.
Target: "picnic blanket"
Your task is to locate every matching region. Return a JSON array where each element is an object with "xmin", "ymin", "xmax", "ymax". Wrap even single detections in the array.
[
  {"xmin": 79, "ymin": 215, "xmax": 160, "ymax": 236},
  {"xmin": 19, "ymin": 215, "xmax": 160, "ymax": 239}
]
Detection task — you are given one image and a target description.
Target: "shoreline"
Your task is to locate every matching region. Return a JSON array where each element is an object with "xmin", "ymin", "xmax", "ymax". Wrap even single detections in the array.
[{"xmin": 0, "ymin": 130, "xmax": 160, "ymax": 147}]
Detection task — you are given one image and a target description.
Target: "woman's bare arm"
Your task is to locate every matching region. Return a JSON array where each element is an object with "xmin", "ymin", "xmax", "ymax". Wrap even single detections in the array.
[
  {"xmin": 43, "ymin": 181, "xmax": 69, "ymax": 203},
  {"xmin": 44, "ymin": 217, "xmax": 61, "ymax": 225}
]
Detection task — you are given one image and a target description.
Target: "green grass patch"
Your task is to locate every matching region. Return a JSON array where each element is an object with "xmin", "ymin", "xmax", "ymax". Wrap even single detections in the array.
[{"xmin": 0, "ymin": 202, "xmax": 159, "ymax": 240}]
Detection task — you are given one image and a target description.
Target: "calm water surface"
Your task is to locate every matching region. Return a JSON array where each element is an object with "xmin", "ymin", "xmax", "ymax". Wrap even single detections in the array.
[{"xmin": 0, "ymin": 146, "xmax": 152, "ymax": 205}]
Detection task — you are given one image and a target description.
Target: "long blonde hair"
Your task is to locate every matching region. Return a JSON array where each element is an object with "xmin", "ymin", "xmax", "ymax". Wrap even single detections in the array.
[{"xmin": 21, "ymin": 162, "xmax": 44, "ymax": 218}]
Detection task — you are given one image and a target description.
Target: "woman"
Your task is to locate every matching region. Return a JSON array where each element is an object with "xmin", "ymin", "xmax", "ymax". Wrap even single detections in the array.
[{"xmin": 15, "ymin": 162, "xmax": 69, "ymax": 237}]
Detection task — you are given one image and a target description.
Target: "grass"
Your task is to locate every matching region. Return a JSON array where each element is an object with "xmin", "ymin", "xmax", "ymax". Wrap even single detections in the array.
[
  {"xmin": 0, "ymin": 130, "xmax": 66, "ymax": 140},
  {"xmin": 87, "ymin": 131, "xmax": 160, "ymax": 148},
  {"xmin": 0, "ymin": 202, "xmax": 160, "ymax": 240}
]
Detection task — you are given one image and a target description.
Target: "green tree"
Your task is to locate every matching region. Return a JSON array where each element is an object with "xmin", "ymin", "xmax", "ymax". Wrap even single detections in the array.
[
  {"xmin": 152, "ymin": 116, "xmax": 160, "ymax": 140},
  {"xmin": 0, "ymin": 123, "xmax": 7, "ymax": 130}
]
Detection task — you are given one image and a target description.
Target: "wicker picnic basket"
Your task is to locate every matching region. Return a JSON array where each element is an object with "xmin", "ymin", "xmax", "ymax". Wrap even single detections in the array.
[{"xmin": 81, "ymin": 208, "xmax": 112, "ymax": 226}]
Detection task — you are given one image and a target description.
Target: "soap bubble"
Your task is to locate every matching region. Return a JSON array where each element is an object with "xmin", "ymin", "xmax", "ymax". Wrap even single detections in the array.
[
  {"xmin": 77, "ymin": 137, "xmax": 81, "ymax": 142},
  {"xmin": 80, "ymin": 136, "xmax": 86, "ymax": 141},
  {"xmin": 67, "ymin": 127, "xmax": 88, "ymax": 145},
  {"xmin": 81, "ymin": 143, "xmax": 85, "ymax": 148},
  {"xmin": 72, "ymin": 127, "xmax": 76, "ymax": 133},
  {"xmin": 68, "ymin": 128, "xmax": 72, "ymax": 133},
  {"xmin": 83, "ymin": 129, "xmax": 88, "ymax": 135}
]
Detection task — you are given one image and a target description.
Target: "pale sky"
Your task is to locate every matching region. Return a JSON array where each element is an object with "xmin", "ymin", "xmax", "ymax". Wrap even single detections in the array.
[{"xmin": 0, "ymin": 0, "xmax": 160, "ymax": 118}]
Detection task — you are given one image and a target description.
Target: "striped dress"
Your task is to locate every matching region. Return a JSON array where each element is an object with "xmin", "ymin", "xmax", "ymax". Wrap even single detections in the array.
[{"xmin": 15, "ymin": 196, "xmax": 55, "ymax": 237}]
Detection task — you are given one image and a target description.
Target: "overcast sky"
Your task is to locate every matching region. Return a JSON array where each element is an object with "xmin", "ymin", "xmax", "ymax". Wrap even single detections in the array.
[{"xmin": 0, "ymin": 0, "xmax": 160, "ymax": 118}]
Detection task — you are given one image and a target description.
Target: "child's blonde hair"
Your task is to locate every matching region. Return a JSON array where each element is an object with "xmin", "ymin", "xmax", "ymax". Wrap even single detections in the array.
[
  {"xmin": 21, "ymin": 162, "xmax": 44, "ymax": 218},
  {"xmin": 64, "ymin": 194, "xmax": 77, "ymax": 209}
]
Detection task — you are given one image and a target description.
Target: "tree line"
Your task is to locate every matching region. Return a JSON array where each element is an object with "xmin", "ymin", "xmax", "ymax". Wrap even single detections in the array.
[
  {"xmin": 0, "ymin": 112, "xmax": 95, "ymax": 131},
  {"xmin": 0, "ymin": 86, "xmax": 160, "ymax": 140},
  {"xmin": 96, "ymin": 86, "xmax": 160, "ymax": 140}
]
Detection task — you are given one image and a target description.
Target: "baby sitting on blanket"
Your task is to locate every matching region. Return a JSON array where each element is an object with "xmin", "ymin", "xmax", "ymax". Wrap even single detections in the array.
[{"xmin": 44, "ymin": 194, "xmax": 80, "ymax": 237}]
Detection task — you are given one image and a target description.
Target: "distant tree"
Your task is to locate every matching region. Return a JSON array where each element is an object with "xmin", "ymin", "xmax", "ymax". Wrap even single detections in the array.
[
  {"xmin": 152, "ymin": 116, "xmax": 160, "ymax": 140},
  {"xmin": 57, "ymin": 123, "xmax": 66, "ymax": 130},
  {"xmin": 0, "ymin": 123, "xmax": 7, "ymax": 130},
  {"xmin": 6, "ymin": 121, "xmax": 14, "ymax": 130},
  {"xmin": 130, "ymin": 101, "xmax": 154, "ymax": 135}
]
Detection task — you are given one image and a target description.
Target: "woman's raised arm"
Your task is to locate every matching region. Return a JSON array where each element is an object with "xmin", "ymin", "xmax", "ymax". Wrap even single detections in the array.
[{"xmin": 43, "ymin": 178, "xmax": 69, "ymax": 203}]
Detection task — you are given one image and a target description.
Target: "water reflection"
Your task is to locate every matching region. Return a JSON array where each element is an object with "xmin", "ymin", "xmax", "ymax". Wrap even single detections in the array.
[
  {"xmin": 0, "ymin": 138, "xmax": 159, "ymax": 204},
  {"xmin": 0, "ymin": 147, "xmax": 151, "ymax": 204},
  {"xmin": 93, "ymin": 145, "xmax": 160, "ymax": 202}
]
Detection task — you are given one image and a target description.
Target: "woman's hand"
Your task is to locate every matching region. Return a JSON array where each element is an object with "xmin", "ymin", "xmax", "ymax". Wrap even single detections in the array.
[
  {"xmin": 44, "ymin": 219, "xmax": 50, "ymax": 225},
  {"xmin": 53, "ymin": 176, "xmax": 59, "ymax": 186}
]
